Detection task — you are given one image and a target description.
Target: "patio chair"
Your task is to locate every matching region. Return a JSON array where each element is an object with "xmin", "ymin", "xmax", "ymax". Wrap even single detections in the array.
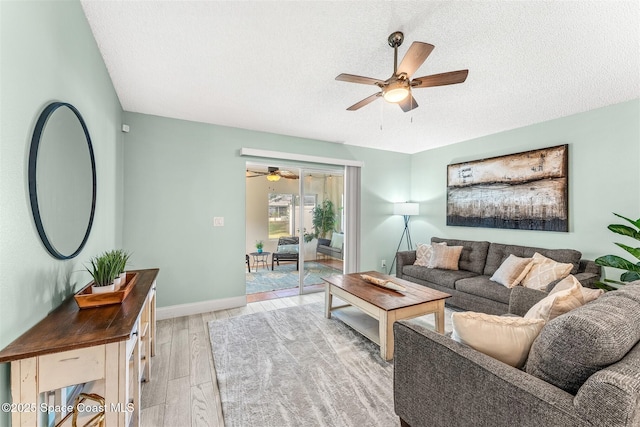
[{"xmin": 272, "ymin": 236, "xmax": 299, "ymax": 270}]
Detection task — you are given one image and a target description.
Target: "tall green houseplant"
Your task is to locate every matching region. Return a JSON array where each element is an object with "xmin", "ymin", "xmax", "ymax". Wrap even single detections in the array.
[
  {"xmin": 595, "ymin": 213, "xmax": 640, "ymax": 291},
  {"xmin": 308, "ymin": 200, "xmax": 336, "ymax": 241}
]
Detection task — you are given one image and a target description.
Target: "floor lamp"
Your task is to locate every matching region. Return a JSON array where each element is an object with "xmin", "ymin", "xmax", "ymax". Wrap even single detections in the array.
[{"xmin": 389, "ymin": 202, "xmax": 419, "ymax": 274}]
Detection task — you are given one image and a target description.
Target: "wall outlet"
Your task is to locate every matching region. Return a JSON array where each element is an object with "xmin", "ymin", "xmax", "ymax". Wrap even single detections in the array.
[
  {"xmin": 213, "ymin": 217, "xmax": 224, "ymax": 227},
  {"xmin": 381, "ymin": 259, "xmax": 386, "ymax": 269}
]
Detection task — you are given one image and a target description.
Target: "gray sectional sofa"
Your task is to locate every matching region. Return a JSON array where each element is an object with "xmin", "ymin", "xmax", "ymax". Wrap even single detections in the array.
[
  {"xmin": 396, "ymin": 237, "xmax": 601, "ymax": 315},
  {"xmin": 393, "ymin": 283, "xmax": 640, "ymax": 427}
]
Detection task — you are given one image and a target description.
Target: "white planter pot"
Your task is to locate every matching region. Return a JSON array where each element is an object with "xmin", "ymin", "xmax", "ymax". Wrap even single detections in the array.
[
  {"xmin": 92, "ymin": 283, "xmax": 115, "ymax": 293},
  {"xmin": 113, "ymin": 277, "xmax": 122, "ymax": 289},
  {"xmin": 119, "ymin": 271, "xmax": 127, "ymax": 283}
]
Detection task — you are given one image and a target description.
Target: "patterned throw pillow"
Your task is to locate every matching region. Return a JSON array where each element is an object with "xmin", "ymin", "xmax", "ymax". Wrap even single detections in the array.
[
  {"xmin": 413, "ymin": 242, "xmax": 446, "ymax": 266},
  {"xmin": 490, "ymin": 254, "xmax": 535, "ymax": 288},
  {"xmin": 452, "ymin": 311, "xmax": 545, "ymax": 368},
  {"xmin": 524, "ymin": 280, "xmax": 585, "ymax": 322},
  {"xmin": 427, "ymin": 244, "xmax": 464, "ymax": 270},
  {"xmin": 521, "ymin": 252, "xmax": 573, "ymax": 290}
]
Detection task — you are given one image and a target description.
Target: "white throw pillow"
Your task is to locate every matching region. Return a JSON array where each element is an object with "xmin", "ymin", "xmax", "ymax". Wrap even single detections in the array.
[
  {"xmin": 451, "ymin": 312, "xmax": 545, "ymax": 368},
  {"xmin": 521, "ymin": 252, "xmax": 573, "ymax": 290},
  {"xmin": 329, "ymin": 232, "xmax": 344, "ymax": 249},
  {"xmin": 524, "ymin": 280, "xmax": 585, "ymax": 322},
  {"xmin": 427, "ymin": 244, "xmax": 463, "ymax": 270},
  {"xmin": 413, "ymin": 242, "xmax": 446, "ymax": 267},
  {"xmin": 550, "ymin": 275, "xmax": 604, "ymax": 303},
  {"xmin": 490, "ymin": 255, "xmax": 534, "ymax": 288}
]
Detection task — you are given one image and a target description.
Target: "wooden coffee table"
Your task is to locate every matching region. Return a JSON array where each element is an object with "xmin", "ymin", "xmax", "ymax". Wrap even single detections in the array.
[{"xmin": 323, "ymin": 271, "xmax": 451, "ymax": 361}]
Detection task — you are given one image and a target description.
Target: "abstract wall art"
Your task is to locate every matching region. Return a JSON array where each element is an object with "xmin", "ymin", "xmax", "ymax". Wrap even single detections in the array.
[{"xmin": 446, "ymin": 145, "xmax": 568, "ymax": 232}]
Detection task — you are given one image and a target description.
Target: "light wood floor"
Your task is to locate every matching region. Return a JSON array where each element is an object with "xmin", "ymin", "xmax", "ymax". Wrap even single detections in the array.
[{"xmin": 140, "ymin": 291, "xmax": 326, "ymax": 427}]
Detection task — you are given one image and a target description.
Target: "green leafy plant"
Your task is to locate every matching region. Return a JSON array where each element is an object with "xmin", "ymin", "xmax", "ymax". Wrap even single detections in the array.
[
  {"xmin": 595, "ymin": 213, "xmax": 640, "ymax": 291},
  {"xmin": 86, "ymin": 252, "xmax": 120, "ymax": 287},
  {"xmin": 255, "ymin": 240, "xmax": 264, "ymax": 250},
  {"xmin": 310, "ymin": 200, "xmax": 336, "ymax": 240}
]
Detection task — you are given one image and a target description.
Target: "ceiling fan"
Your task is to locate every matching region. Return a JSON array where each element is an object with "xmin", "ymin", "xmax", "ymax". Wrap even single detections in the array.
[
  {"xmin": 246, "ymin": 167, "xmax": 299, "ymax": 182},
  {"xmin": 336, "ymin": 31, "xmax": 469, "ymax": 112}
]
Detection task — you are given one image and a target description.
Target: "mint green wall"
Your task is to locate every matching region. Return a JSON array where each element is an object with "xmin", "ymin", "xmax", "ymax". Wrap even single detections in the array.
[
  {"xmin": 0, "ymin": 2, "xmax": 123, "ymax": 425},
  {"xmin": 121, "ymin": 112, "xmax": 412, "ymax": 307},
  {"xmin": 410, "ymin": 99, "xmax": 640, "ymax": 270}
]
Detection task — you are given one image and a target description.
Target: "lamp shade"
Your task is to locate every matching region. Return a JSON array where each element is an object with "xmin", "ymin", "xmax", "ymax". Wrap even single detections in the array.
[{"xmin": 394, "ymin": 202, "xmax": 419, "ymax": 216}]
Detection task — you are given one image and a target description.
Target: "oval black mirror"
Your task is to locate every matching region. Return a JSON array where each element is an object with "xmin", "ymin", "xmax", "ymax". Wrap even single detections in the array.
[{"xmin": 28, "ymin": 102, "xmax": 97, "ymax": 260}]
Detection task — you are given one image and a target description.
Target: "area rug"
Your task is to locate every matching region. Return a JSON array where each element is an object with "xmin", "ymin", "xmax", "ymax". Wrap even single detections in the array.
[
  {"xmin": 208, "ymin": 303, "xmax": 397, "ymax": 426},
  {"xmin": 245, "ymin": 261, "xmax": 340, "ymax": 294}
]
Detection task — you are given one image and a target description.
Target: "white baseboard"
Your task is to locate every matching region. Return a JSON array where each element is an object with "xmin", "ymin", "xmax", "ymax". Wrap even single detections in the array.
[{"xmin": 156, "ymin": 295, "xmax": 247, "ymax": 320}]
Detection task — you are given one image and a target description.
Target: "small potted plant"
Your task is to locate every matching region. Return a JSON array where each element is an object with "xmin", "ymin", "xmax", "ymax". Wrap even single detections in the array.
[
  {"xmin": 256, "ymin": 240, "xmax": 264, "ymax": 253},
  {"xmin": 86, "ymin": 252, "xmax": 120, "ymax": 294},
  {"xmin": 111, "ymin": 249, "xmax": 131, "ymax": 288}
]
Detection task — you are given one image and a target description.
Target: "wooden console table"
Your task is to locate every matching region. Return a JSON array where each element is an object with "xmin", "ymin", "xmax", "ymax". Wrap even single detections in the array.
[{"xmin": 0, "ymin": 268, "xmax": 158, "ymax": 427}]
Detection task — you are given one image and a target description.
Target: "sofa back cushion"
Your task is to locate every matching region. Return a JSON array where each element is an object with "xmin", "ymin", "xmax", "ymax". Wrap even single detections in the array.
[
  {"xmin": 525, "ymin": 284, "xmax": 640, "ymax": 394},
  {"xmin": 483, "ymin": 243, "xmax": 582, "ymax": 276},
  {"xmin": 431, "ymin": 237, "xmax": 489, "ymax": 275}
]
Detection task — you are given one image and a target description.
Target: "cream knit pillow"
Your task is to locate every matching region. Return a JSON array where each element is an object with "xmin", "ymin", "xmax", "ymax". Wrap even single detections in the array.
[{"xmin": 452, "ymin": 312, "xmax": 545, "ymax": 368}]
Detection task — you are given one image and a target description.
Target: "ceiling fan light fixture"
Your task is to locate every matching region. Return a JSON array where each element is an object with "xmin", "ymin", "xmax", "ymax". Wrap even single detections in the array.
[
  {"xmin": 383, "ymin": 80, "xmax": 410, "ymax": 103},
  {"xmin": 267, "ymin": 173, "xmax": 281, "ymax": 182}
]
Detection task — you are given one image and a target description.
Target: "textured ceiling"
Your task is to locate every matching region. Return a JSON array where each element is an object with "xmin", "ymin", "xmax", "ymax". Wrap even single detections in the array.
[{"xmin": 80, "ymin": 1, "xmax": 639, "ymax": 154}]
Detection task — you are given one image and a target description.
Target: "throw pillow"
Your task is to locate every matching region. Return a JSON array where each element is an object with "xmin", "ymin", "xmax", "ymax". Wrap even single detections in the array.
[
  {"xmin": 413, "ymin": 242, "xmax": 446, "ymax": 267},
  {"xmin": 524, "ymin": 280, "xmax": 585, "ymax": 322},
  {"xmin": 451, "ymin": 311, "xmax": 545, "ymax": 368},
  {"xmin": 521, "ymin": 252, "xmax": 573, "ymax": 290},
  {"xmin": 490, "ymin": 254, "xmax": 534, "ymax": 288},
  {"xmin": 427, "ymin": 244, "xmax": 464, "ymax": 270},
  {"xmin": 329, "ymin": 232, "xmax": 344, "ymax": 249},
  {"xmin": 550, "ymin": 274, "xmax": 604, "ymax": 303}
]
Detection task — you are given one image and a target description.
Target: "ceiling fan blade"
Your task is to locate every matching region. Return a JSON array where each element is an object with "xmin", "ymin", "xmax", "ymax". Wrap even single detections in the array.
[
  {"xmin": 336, "ymin": 73, "xmax": 385, "ymax": 86},
  {"xmin": 398, "ymin": 95, "xmax": 419, "ymax": 112},
  {"xmin": 397, "ymin": 42, "xmax": 435, "ymax": 78},
  {"xmin": 346, "ymin": 92, "xmax": 382, "ymax": 111},
  {"xmin": 412, "ymin": 70, "xmax": 469, "ymax": 88},
  {"xmin": 279, "ymin": 171, "xmax": 299, "ymax": 179}
]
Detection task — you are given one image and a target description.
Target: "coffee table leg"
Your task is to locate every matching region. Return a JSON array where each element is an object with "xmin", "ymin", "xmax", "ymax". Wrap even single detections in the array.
[
  {"xmin": 435, "ymin": 302, "xmax": 445, "ymax": 334},
  {"xmin": 379, "ymin": 310, "xmax": 396, "ymax": 361},
  {"xmin": 325, "ymin": 284, "xmax": 332, "ymax": 319}
]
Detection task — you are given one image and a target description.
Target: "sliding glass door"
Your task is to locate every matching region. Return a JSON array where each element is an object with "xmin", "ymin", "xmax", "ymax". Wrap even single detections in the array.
[
  {"xmin": 300, "ymin": 169, "xmax": 344, "ymax": 292},
  {"xmin": 245, "ymin": 162, "xmax": 345, "ymax": 297}
]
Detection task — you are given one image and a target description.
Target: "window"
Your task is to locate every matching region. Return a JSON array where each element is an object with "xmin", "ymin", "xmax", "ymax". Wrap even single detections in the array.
[{"xmin": 268, "ymin": 193, "xmax": 316, "ymax": 239}]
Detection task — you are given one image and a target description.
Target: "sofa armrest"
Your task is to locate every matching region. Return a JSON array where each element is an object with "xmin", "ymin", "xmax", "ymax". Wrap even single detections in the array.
[
  {"xmin": 393, "ymin": 321, "xmax": 586, "ymax": 427},
  {"xmin": 508, "ymin": 286, "xmax": 547, "ymax": 316},
  {"xmin": 395, "ymin": 251, "xmax": 416, "ymax": 277},
  {"xmin": 573, "ymin": 272, "xmax": 599, "ymax": 288}
]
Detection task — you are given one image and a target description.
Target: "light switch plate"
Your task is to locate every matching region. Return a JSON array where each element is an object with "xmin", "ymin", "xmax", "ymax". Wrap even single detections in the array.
[{"xmin": 213, "ymin": 217, "xmax": 224, "ymax": 227}]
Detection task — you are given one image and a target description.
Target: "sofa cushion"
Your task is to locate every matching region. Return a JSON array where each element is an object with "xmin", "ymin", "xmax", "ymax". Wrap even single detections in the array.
[
  {"xmin": 427, "ymin": 244, "xmax": 464, "ymax": 270},
  {"xmin": 525, "ymin": 284, "xmax": 640, "ymax": 394},
  {"xmin": 490, "ymin": 254, "xmax": 534, "ymax": 288},
  {"xmin": 431, "ymin": 237, "xmax": 490, "ymax": 275},
  {"xmin": 452, "ymin": 311, "xmax": 545, "ymax": 368},
  {"xmin": 524, "ymin": 279, "xmax": 585, "ymax": 322},
  {"xmin": 402, "ymin": 265, "xmax": 477, "ymax": 289},
  {"xmin": 455, "ymin": 276, "xmax": 512, "ymax": 304},
  {"xmin": 521, "ymin": 252, "xmax": 573, "ymax": 290},
  {"xmin": 484, "ymin": 243, "xmax": 582, "ymax": 277}
]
